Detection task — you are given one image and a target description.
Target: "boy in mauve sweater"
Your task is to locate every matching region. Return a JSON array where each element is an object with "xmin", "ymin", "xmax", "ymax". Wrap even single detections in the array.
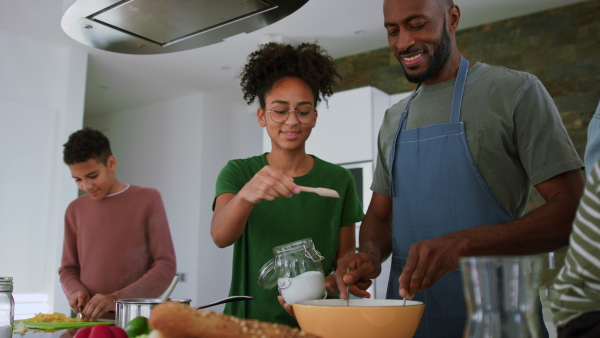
[{"xmin": 58, "ymin": 127, "xmax": 176, "ymax": 321}]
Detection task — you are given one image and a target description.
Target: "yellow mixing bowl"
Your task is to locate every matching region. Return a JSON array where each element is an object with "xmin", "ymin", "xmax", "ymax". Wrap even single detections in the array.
[{"xmin": 293, "ymin": 299, "xmax": 425, "ymax": 338}]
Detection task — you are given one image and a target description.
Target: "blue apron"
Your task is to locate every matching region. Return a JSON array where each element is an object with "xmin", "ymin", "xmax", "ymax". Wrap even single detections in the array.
[{"xmin": 387, "ymin": 56, "xmax": 548, "ymax": 337}]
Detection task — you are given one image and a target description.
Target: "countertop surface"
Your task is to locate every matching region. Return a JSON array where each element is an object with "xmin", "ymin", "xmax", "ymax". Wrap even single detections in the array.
[
  {"xmin": 12, "ymin": 328, "xmax": 78, "ymax": 338},
  {"xmin": 9, "ymin": 319, "xmax": 115, "ymax": 338},
  {"xmin": 11, "ymin": 321, "xmax": 115, "ymax": 338}
]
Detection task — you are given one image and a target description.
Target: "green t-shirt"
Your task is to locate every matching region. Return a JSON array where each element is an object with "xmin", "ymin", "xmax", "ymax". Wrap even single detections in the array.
[
  {"xmin": 213, "ymin": 154, "xmax": 364, "ymax": 327},
  {"xmin": 372, "ymin": 62, "xmax": 583, "ymax": 218}
]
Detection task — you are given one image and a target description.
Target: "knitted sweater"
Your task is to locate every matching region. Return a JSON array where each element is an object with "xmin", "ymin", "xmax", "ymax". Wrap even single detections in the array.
[{"xmin": 59, "ymin": 185, "xmax": 176, "ymax": 304}]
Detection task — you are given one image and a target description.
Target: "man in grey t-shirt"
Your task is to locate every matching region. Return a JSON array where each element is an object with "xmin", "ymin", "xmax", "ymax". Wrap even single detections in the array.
[{"xmin": 334, "ymin": 0, "xmax": 585, "ymax": 337}]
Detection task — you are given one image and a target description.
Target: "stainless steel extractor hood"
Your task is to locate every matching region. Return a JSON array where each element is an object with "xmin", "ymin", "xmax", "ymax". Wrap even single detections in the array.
[{"xmin": 61, "ymin": 0, "xmax": 309, "ymax": 55}]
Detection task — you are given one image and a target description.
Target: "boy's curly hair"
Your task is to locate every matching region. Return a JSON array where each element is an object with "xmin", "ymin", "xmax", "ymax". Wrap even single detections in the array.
[
  {"xmin": 63, "ymin": 127, "xmax": 112, "ymax": 165},
  {"xmin": 240, "ymin": 42, "xmax": 342, "ymax": 108}
]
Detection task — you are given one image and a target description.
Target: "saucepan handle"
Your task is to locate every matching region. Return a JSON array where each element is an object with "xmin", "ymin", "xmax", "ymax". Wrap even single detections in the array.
[{"xmin": 195, "ymin": 296, "xmax": 254, "ymax": 309}]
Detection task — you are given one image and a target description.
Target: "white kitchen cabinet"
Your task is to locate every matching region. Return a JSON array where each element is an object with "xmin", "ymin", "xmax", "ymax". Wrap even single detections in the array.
[
  {"xmin": 308, "ymin": 86, "xmax": 389, "ymax": 164},
  {"xmin": 262, "ymin": 86, "xmax": 390, "ymax": 165}
]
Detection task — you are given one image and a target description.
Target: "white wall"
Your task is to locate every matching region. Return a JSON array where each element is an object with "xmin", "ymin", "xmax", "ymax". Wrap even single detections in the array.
[
  {"xmin": 1, "ymin": 23, "xmax": 264, "ymax": 315},
  {"xmin": 264, "ymin": 86, "xmax": 391, "ymax": 165},
  {"xmin": 0, "ymin": 28, "xmax": 86, "ymax": 317},
  {"xmin": 0, "ymin": 22, "xmax": 416, "ymax": 318},
  {"xmin": 85, "ymin": 93, "xmax": 204, "ymax": 306},
  {"xmin": 197, "ymin": 91, "xmax": 262, "ymax": 310},
  {"xmin": 305, "ymin": 87, "xmax": 377, "ymax": 164},
  {"xmin": 85, "ymin": 90, "xmax": 262, "ymax": 311}
]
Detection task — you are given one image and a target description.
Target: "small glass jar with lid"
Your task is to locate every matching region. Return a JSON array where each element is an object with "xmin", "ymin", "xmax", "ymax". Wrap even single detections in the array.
[
  {"xmin": 0, "ymin": 277, "xmax": 14, "ymax": 327},
  {"xmin": 258, "ymin": 238, "xmax": 326, "ymax": 305}
]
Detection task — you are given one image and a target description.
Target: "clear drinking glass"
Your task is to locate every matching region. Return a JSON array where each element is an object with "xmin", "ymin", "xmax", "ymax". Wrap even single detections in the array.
[{"xmin": 460, "ymin": 256, "xmax": 543, "ymax": 338}]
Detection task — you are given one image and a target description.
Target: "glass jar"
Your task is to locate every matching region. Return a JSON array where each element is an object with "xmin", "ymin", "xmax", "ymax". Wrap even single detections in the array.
[
  {"xmin": 0, "ymin": 277, "xmax": 14, "ymax": 327},
  {"xmin": 258, "ymin": 238, "xmax": 326, "ymax": 305},
  {"xmin": 460, "ymin": 256, "xmax": 543, "ymax": 338}
]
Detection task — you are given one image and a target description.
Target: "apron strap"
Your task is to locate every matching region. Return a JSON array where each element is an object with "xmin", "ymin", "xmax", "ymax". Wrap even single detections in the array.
[
  {"xmin": 389, "ymin": 83, "xmax": 421, "ymax": 197},
  {"xmin": 389, "ymin": 56, "xmax": 469, "ymax": 196},
  {"xmin": 400, "ymin": 83, "xmax": 422, "ymax": 129},
  {"xmin": 450, "ymin": 56, "xmax": 470, "ymax": 123}
]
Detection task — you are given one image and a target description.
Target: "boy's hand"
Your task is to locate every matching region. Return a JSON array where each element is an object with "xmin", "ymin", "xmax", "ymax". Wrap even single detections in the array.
[
  {"xmin": 239, "ymin": 166, "xmax": 300, "ymax": 204},
  {"xmin": 81, "ymin": 294, "xmax": 116, "ymax": 322},
  {"xmin": 69, "ymin": 290, "xmax": 90, "ymax": 315}
]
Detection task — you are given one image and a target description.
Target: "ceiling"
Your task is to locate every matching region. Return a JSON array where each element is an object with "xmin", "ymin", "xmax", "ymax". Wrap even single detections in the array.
[{"xmin": 0, "ymin": 0, "xmax": 587, "ymax": 116}]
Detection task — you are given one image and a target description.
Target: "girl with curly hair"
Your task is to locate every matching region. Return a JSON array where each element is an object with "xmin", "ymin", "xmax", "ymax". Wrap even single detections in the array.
[{"xmin": 210, "ymin": 42, "xmax": 364, "ymax": 327}]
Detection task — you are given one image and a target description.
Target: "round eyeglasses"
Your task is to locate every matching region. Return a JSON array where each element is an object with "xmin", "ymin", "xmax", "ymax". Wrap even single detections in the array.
[{"xmin": 266, "ymin": 107, "xmax": 317, "ymax": 124}]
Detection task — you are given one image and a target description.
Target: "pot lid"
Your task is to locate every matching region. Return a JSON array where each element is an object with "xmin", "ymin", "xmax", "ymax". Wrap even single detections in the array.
[{"xmin": 61, "ymin": 0, "xmax": 309, "ymax": 55}]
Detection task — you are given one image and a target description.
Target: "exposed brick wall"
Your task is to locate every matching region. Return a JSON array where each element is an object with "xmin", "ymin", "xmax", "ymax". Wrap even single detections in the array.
[
  {"xmin": 335, "ymin": 0, "xmax": 599, "ymax": 289},
  {"xmin": 335, "ymin": 0, "xmax": 599, "ymax": 163}
]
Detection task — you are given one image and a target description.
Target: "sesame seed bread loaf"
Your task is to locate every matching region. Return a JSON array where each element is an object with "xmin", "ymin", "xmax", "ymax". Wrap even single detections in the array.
[{"xmin": 148, "ymin": 301, "xmax": 320, "ymax": 338}]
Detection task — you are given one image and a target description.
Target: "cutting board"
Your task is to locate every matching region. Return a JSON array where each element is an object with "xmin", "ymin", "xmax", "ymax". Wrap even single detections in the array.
[{"xmin": 14, "ymin": 320, "xmax": 112, "ymax": 331}]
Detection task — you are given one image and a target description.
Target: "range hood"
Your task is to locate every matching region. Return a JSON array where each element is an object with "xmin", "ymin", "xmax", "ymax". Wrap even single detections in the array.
[{"xmin": 61, "ymin": 0, "xmax": 309, "ymax": 55}]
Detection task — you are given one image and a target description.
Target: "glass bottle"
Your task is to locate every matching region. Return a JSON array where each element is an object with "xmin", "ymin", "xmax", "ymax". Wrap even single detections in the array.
[{"xmin": 0, "ymin": 277, "xmax": 14, "ymax": 327}]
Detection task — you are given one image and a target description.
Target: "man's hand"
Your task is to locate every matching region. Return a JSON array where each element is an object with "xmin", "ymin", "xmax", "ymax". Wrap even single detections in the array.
[
  {"xmin": 397, "ymin": 169, "xmax": 585, "ymax": 299},
  {"xmin": 81, "ymin": 294, "xmax": 116, "ymax": 321},
  {"xmin": 399, "ymin": 235, "xmax": 467, "ymax": 299},
  {"xmin": 334, "ymin": 252, "xmax": 381, "ymax": 300},
  {"xmin": 68, "ymin": 290, "xmax": 90, "ymax": 316}
]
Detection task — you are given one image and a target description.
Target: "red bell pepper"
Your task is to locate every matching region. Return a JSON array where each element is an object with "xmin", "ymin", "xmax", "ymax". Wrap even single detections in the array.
[{"xmin": 74, "ymin": 325, "xmax": 128, "ymax": 338}]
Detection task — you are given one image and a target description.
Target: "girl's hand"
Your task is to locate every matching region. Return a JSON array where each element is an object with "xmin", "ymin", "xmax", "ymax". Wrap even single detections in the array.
[
  {"xmin": 325, "ymin": 274, "xmax": 340, "ymax": 297},
  {"xmin": 279, "ymin": 274, "xmax": 338, "ymax": 319},
  {"xmin": 277, "ymin": 294, "xmax": 295, "ymax": 318},
  {"xmin": 239, "ymin": 166, "xmax": 300, "ymax": 204}
]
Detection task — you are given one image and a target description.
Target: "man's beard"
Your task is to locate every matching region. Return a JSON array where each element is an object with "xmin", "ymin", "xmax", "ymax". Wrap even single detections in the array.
[{"xmin": 399, "ymin": 21, "xmax": 452, "ymax": 84}]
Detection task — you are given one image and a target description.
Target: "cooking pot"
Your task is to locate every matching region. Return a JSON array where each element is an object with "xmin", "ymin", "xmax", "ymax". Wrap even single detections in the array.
[
  {"xmin": 115, "ymin": 296, "xmax": 253, "ymax": 328},
  {"xmin": 115, "ymin": 298, "xmax": 191, "ymax": 328}
]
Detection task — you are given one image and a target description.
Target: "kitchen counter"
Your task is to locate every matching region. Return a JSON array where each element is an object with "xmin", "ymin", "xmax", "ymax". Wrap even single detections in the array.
[
  {"xmin": 10, "ymin": 318, "xmax": 115, "ymax": 338},
  {"xmin": 12, "ymin": 328, "xmax": 78, "ymax": 338}
]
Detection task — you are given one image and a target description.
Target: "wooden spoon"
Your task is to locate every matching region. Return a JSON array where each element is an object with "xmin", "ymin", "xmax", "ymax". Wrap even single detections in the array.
[{"xmin": 297, "ymin": 186, "xmax": 340, "ymax": 198}]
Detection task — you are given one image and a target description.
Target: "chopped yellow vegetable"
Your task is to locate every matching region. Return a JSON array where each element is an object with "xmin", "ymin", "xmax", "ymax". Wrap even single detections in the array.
[{"xmin": 24, "ymin": 312, "xmax": 83, "ymax": 323}]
